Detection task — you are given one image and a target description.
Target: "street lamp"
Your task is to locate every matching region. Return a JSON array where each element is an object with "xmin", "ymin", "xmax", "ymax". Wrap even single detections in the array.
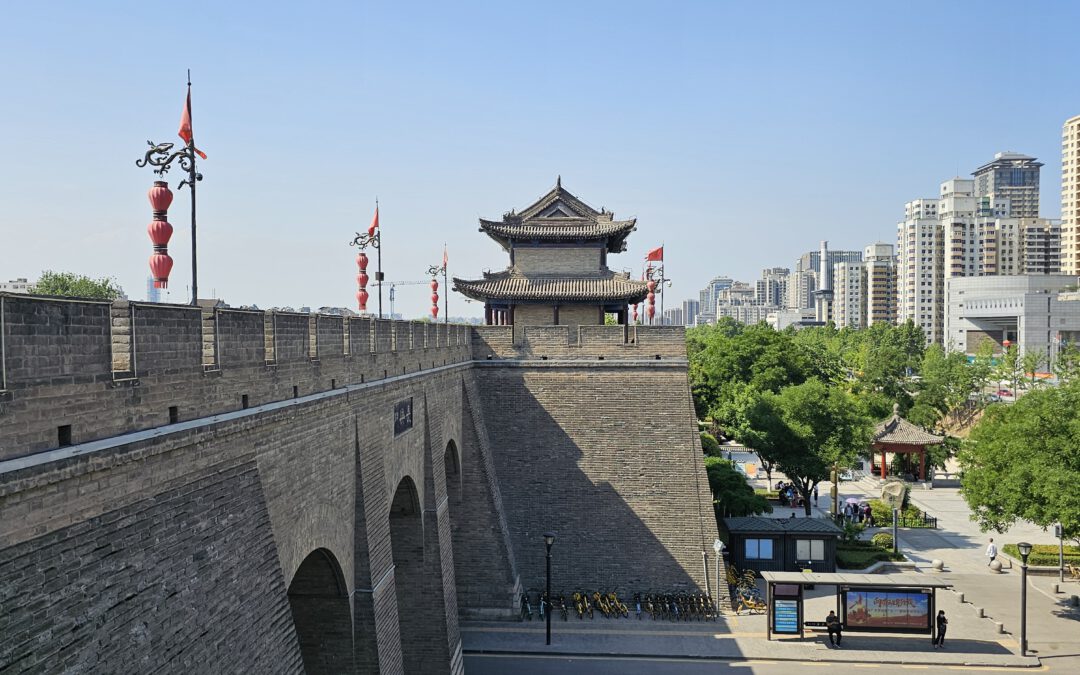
[
  {"xmin": 1017, "ymin": 541, "xmax": 1032, "ymax": 656},
  {"xmin": 544, "ymin": 532, "xmax": 556, "ymax": 646}
]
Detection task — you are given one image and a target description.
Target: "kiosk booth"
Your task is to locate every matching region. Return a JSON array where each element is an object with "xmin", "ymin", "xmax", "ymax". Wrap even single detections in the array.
[{"xmin": 760, "ymin": 572, "xmax": 953, "ymax": 643}]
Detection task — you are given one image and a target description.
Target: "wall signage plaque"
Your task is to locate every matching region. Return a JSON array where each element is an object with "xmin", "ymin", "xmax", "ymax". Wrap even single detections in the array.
[{"xmin": 394, "ymin": 398, "xmax": 414, "ymax": 436}]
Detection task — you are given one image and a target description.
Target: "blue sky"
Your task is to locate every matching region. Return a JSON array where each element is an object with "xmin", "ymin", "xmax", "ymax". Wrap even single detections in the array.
[{"xmin": 2, "ymin": 1, "xmax": 1078, "ymax": 317}]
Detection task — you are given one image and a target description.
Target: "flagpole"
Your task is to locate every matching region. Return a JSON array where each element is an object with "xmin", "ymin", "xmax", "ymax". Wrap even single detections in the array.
[
  {"xmin": 443, "ymin": 245, "xmax": 449, "ymax": 326},
  {"xmin": 186, "ymin": 70, "xmax": 199, "ymax": 305},
  {"xmin": 377, "ymin": 200, "xmax": 383, "ymax": 319}
]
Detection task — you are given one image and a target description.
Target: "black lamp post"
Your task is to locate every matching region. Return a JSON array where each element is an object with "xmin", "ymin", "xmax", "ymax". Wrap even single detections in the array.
[
  {"xmin": 544, "ymin": 532, "xmax": 555, "ymax": 645},
  {"xmin": 1017, "ymin": 541, "xmax": 1032, "ymax": 656}
]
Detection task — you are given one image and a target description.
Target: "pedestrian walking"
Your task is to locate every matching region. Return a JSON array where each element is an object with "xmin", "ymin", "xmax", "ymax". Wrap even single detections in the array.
[
  {"xmin": 814, "ymin": 486, "xmax": 819, "ymax": 505},
  {"xmin": 933, "ymin": 610, "xmax": 948, "ymax": 648},
  {"xmin": 866, "ymin": 508, "xmax": 875, "ymax": 528},
  {"xmin": 986, "ymin": 538, "xmax": 998, "ymax": 567},
  {"xmin": 825, "ymin": 610, "xmax": 842, "ymax": 647}
]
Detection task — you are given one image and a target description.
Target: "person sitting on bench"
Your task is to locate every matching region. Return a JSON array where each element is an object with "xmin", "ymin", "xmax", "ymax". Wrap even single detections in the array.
[{"xmin": 826, "ymin": 610, "xmax": 842, "ymax": 647}]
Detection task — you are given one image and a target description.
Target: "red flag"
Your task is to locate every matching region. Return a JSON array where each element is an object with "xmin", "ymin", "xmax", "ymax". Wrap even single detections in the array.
[
  {"xmin": 368, "ymin": 205, "xmax": 379, "ymax": 237},
  {"xmin": 646, "ymin": 246, "xmax": 664, "ymax": 262},
  {"xmin": 178, "ymin": 88, "xmax": 208, "ymax": 160}
]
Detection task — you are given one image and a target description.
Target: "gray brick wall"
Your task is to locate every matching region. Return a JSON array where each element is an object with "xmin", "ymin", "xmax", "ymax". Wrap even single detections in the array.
[{"xmin": 0, "ymin": 459, "xmax": 302, "ymax": 674}]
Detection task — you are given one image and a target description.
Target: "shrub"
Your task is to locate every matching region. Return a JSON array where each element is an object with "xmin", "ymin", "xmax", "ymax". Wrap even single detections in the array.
[
  {"xmin": 871, "ymin": 532, "xmax": 894, "ymax": 549},
  {"xmin": 1002, "ymin": 543, "xmax": 1080, "ymax": 567},
  {"xmin": 840, "ymin": 521, "xmax": 866, "ymax": 545},
  {"xmin": 701, "ymin": 432, "xmax": 722, "ymax": 457}
]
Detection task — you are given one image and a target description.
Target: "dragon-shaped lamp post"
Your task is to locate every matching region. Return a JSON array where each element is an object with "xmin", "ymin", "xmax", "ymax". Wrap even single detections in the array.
[
  {"xmin": 646, "ymin": 265, "xmax": 667, "ymax": 326},
  {"xmin": 350, "ymin": 228, "xmax": 383, "ymax": 318},
  {"xmin": 136, "ymin": 140, "xmax": 202, "ymax": 304},
  {"xmin": 427, "ymin": 260, "xmax": 448, "ymax": 325}
]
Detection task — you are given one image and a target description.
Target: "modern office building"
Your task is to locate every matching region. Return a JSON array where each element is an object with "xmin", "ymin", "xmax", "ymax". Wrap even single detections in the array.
[
  {"xmin": 944, "ymin": 275, "xmax": 1080, "ymax": 370},
  {"xmin": 972, "ymin": 152, "xmax": 1042, "ymax": 219},
  {"xmin": 1062, "ymin": 116, "xmax": 1080, "ymax": 275}
]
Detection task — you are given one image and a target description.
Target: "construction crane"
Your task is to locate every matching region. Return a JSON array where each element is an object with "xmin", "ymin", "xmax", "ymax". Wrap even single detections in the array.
[{"xmin": 381, "ymin": 280, "xmax": 434, "ymax": 319}]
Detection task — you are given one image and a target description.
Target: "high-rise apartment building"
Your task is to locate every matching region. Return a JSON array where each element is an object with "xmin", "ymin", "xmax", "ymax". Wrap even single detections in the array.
[
  {"xmin": 756, "ymin": 267, "xmax": 790, "ymax": 306},
  {"xmin": 1062, "ymin": 116, "xmax": 1080, "ymax": 274},
  {"xmin": 789, "ymin": 246, "xmax": 862, "ymax": 311},
  {"xmin": 940, "ymin": 178, "xmax": 978, "ymax": 280},
  {"xmin": 696, "ymin": 275, "xmax": 734, "ymax": 323},
  {"xmin": 972, "ymin": 152, "xmax": 1042, "ymax": 219},
  {"xmin": 863, "ymin": 242, "xmax": 897, "ymax": 326},
  {"xmin": 681, "ymin": 299, "xmax": 700, "ymax": 326},
  {"xmin": 832, "ymin": 261, "xmax": 863, "ymax": 327},
  {"xmin": 830, "ymin": 243, "xmax": 896, "ymax": 329},
  {"xmin": 897, "ymin": 198, "xmax": 944, "ymax": 343}
]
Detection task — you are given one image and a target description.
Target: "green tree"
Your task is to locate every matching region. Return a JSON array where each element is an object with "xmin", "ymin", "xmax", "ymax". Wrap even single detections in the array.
[
  {"xmin": 736, "ymin": 379, "xmax": 874, "ymax": 515},
  {"xmin": 1021, "ymin": 350, "xmax": 1044, "ymax": 389},
  {"xmin": 700, "ymin": 431, "xmax": 721, "ymax": 457},
  {"xmin": 993, "ymin": 344, "xmax": 1023, "ymax": 395},
  {"xmin": 960, "ymin": 382, "xmax": 1080, "ymax": 541},
  {"xmin": 703, "ymin": 457, "xmax": 772, "ymax": 519},
  {"xmin": 911, "ymin": 345, "xmax": 974, "ymax": 431},
  {"xmin": 31, "ymin": 271, "xmax": 123, "ymax": 300},
  {"xmin": 1055, "ymin": 343, "xmax": 1080, "ymax": 384},
  {"xmin": 970, "ymin": 340, "xmax": 996, "ymax": 401}
]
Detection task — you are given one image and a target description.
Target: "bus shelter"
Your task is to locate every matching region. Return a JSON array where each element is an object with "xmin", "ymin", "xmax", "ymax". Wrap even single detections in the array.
[{"xmin": 760, "ymin": 571, "xmax": 953, "ymax": 643}]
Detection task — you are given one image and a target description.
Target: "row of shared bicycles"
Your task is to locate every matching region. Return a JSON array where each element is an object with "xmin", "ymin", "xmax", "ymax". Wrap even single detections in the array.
[
  {"xmin": 519, "ymin": 590, "xmax": 718, "ymax": 622},
  {"xmin": 727, "ymin": 566, "xmax": 766, "ymax": 615}
]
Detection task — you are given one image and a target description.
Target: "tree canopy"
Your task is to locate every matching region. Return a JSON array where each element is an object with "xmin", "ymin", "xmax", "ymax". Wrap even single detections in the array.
[
  {"xmin": 31, "ymin": 271, "xmax": 123, "ymax": 300},
  {"xmin": 704, "ymin": 457, "xmax": 771, "ymax": 518},
  {"xmin": 735, "ymin": 379, "xmax": 874, "ymax": 515},
  {"xmin": 960, "ymin": 381, "xmax": 1080, "ymax": 541}
]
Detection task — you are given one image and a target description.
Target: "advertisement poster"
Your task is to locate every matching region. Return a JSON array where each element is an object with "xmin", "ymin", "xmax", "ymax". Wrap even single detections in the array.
[
  {"xmin": 773, "ymin": 599, "xmax": 799, "ymax": 634},
  {"xmin": 844, "ymin": 590, "xmax": 929, "ymax": 630}
]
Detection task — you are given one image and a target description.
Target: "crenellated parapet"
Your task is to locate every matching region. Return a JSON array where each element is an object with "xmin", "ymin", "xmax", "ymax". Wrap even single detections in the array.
[
  {"xmin": 470, "ymin": 324, "xmax": 688, "ymax": 360},
  {"xmin": 0, "ymin": 293, "xmax": 473, "ymax": 459}
]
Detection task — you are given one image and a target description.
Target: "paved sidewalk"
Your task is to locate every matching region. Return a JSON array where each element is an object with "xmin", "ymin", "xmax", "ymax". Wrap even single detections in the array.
[{"xmin": 462, "ymin": 577, "xmax": 1039, "ymax": 668}]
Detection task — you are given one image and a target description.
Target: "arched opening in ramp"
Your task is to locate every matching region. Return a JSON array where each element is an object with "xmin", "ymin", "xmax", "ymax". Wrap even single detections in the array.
[
  {"xmin": 444, "ymin": 440, "xmax": 461, "ymax": 515},
  {"xmin": 287, "ymin": 548, "xmax": 354, "ymax": 674},
  {"xmin": 389, "ymin": 476, "xmax": 424, "ymax": 673}
]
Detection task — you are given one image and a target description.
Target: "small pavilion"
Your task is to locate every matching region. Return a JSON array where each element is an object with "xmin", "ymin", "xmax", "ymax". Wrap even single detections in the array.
[{"xmin": 871, "ymin": 404, "xmax": 944, "ymax": 481}]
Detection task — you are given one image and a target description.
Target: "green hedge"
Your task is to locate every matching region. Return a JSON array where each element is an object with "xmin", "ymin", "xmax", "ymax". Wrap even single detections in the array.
[
  {"xmin": 1003, "ymin": 543, "xmax": 1080, "ymax": 567},
  {"xmin": 868, "ymin": 500, "xmax": 932, "ymax": 527},
  {"xmin": 836, "ymin": 547, "xmax": 904, "ymax": 569}
]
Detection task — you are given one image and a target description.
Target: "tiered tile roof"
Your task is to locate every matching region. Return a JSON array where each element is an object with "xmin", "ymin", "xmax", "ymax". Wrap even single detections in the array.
[
  {"xmin": 453, "ymin": 271, "xmax": 648, "ymax": 303},
  {"xmin": 873, "ymin": 405, "xmax": 944, "ymax": 446},
  {"xmin": 477, "ymin": 178, "xmax": 637, "ymax": 252}
]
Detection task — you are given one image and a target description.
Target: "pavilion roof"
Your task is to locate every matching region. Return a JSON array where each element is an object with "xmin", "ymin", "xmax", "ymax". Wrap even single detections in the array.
[
  {"xmin": 452, "ymin": 270, "xmax": 648, "ymax": 303},
  {"xmin": 478, "ymin": 178, "xmax": 637, "ymax": 252},
  {"xmin": 873, "ymin": 404, "xmax": 945, "ymax": 446}
]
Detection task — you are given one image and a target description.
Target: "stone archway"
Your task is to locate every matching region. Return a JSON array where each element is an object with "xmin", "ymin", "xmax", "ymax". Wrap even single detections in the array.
[
  {"xmin": 287, "ymin": 548, "xmax": 354, "ymax": 674},
  {"xmin": 389, "ymin": 476, "xmax": 424, "ymax": 674}
]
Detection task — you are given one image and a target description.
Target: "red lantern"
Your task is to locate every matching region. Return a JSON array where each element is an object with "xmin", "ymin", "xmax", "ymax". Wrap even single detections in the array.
[
  {"xmin": 647, "ymin": 292, "xmax": 656, "ymax": 303},
  {"xmin": 631, "ymin": 304, "xmax": 638, "ymax": 322},
  {"xmin": 431, "ymin": 305, "xmax": 440, "ymax": 319},
  {"xmin": 149, "ymin": 253, "xmax": 174, "ymax": 288},
  {"xmin": 356, "ymin": 252, "xmax": 369, "ymax": 271},
  {"xmin": 646, "ymin": 279, "xmax": 656, "ymax": 292},
  {"xmin": 357, "ymin": 271, "xmax": 369, "ymax": 287},
  {"xmin": 357, "ymin": 288, "xmax": 369, "ymax": 311},
  {"xmin": 147, "ymin": 219, "xmax": 173, "ymax": 247},
  {"xmin": 145, "ymin": 181, "xmax": 175, "ymax": 289},
  {"xmin": 147, "ymin": 180, "xmax": 173, "ymax": 214},
  {"xmin": 646, "ymin": 304, "xmax": 655, "ymax": 319},
  {"xmin": 431, "ymin": 279, "xmax": 439, "ymax": 292}
]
